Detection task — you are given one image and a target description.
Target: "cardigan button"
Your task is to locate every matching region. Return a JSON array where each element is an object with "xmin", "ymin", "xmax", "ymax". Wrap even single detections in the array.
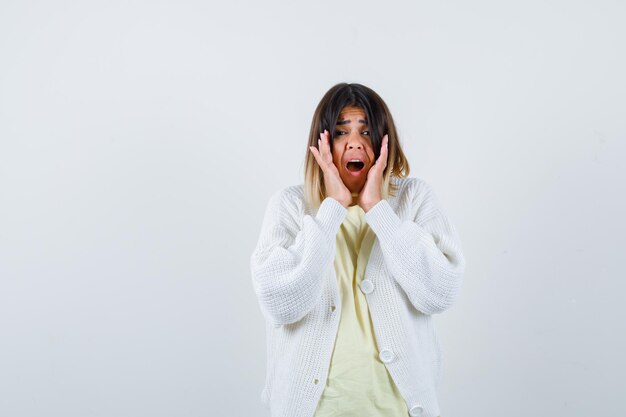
[
  {"xmin": 360, "ymin": 279, "xmax": 374, "ymax": 294},
  {"xmin": 409, "ymin": 404, "xmax": 424, "ymax": 416},
  {"xmin": 379, "ymin": 349, "xmax": 395, "ymax": 363}
]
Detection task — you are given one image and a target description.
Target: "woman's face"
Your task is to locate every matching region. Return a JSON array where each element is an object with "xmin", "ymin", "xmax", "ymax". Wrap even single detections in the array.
[{"xmin": 331, "ymin": 106, "xmax": 376, "ymax": 194}]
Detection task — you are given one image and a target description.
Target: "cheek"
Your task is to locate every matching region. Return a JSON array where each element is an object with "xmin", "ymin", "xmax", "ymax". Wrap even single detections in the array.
[
  {"xmin": 367, "ymin": 145, "xmax": 376, "ymax": 161},
  {"xmin": 331, "ymin": 147, "xmax": 342, "ymax": 163}
]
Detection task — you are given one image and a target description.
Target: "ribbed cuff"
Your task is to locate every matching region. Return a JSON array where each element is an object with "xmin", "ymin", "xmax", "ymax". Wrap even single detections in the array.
[
  {"xmin": 363, "ymin": 199, "xmax": 402, "ymax": 243},
  {"xmin": 316, "ymin": 197, "xmax": 348, "ymax": 236}
]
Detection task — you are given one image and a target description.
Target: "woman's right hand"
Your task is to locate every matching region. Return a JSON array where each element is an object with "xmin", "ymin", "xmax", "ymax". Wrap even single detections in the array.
[{"xmin": 309, "ymin": 129, "xmax": 352, "ymax": 208}]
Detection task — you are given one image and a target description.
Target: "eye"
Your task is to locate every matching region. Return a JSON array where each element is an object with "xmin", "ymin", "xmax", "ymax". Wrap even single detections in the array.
[
  {"xmin": 362, "ymin": 130, "xmax": 370, "ymax": 136},
  {"xmin": 334, "ymin": 130, "xmax": 346, "ymax": 136}
]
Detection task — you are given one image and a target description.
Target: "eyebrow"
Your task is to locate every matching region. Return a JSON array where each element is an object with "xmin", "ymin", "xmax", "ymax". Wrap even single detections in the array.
[{"xmin": 336, "ymin": 119, "xmax": 368, "ymax": 125}]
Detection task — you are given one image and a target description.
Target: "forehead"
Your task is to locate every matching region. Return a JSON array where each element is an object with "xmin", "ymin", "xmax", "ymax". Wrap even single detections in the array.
[{"xmin": 338, "ymin": 106, "xmax": 366, "ymax": 119}]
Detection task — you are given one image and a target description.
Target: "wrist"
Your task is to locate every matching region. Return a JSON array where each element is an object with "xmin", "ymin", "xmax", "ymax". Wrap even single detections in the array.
[{"xmin": 362, "ymin": 198, "xmax": 382, "ymax": 213}]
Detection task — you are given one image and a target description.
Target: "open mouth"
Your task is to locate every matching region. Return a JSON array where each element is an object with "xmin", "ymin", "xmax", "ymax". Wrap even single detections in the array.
[{"xmin": 346, "ymin": 160, "xmax": 365, "ymax": 172}]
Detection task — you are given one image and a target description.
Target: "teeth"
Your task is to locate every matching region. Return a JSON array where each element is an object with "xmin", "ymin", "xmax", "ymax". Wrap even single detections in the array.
[{"xmin": 349, "ymin": 159, "xmax": 362, "ymax": 162}]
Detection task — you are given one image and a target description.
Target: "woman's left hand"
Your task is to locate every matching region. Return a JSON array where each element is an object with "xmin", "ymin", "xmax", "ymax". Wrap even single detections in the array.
[{"xmin": 358, "ymin": 134, "xmax": 388, "ymax": 212}]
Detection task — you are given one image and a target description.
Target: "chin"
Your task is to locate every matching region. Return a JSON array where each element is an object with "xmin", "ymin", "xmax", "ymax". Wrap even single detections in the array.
[{"xmin": 341, "ymin": 169, "xmax": 367, "ymax": 193}]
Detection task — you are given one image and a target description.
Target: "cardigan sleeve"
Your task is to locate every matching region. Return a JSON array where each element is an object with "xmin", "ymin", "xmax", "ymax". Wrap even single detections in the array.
[
  {"xmin": 250, "ymin": 188, "xmax": 347, "ymax": 326},
  {"xmin": 364, "ymin": 179, "xmax": 466, "ymax": 315}
]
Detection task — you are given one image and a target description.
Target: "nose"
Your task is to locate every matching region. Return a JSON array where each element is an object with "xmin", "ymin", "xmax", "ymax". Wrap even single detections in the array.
[{"xmin": 347, "ymin": 132, "xmax": 365, "ymax": 150}]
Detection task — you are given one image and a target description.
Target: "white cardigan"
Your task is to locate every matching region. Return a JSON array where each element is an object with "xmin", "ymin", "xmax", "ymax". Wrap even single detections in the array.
[{"xmin": 250, "ymin": 176, "xmax": 466, "ymax": 417}]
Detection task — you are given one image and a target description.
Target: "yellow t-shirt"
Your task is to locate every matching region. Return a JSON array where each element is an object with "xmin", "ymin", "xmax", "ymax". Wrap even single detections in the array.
[{"xmin": 314, "ymin": 203, "xmax": 410, "ymax": 416}]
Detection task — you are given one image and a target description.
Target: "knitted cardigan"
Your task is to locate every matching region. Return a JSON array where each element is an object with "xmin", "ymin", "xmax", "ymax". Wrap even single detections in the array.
[{"xmin": 250, "ymin": 176, "xmax": 466, "ymax": 417}]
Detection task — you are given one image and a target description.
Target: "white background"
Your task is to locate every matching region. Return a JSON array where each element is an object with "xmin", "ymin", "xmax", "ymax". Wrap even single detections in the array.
[{"xmin": 1, "ymin": 1, "xmax": 625, "ymax": 416}]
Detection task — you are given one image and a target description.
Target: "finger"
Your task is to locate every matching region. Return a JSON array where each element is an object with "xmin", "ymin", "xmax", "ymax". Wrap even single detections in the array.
[
  {"xmin": 375, "ymin": 135, "xmax": 389, "ymax": 171},
  {"xmin": 381, "ymin": 134, "xmax": 388, "ymax": 159},
  {"xmin": 310, "ymin": 145, "xmax": 322, "ymax": 167},
  {"xmin": 321, "ymin": 130, "xmax": 331, "ymax": 163},
  {"xmin": 311, "ymin": 140, "xmax": 331, "ymax": 172}
]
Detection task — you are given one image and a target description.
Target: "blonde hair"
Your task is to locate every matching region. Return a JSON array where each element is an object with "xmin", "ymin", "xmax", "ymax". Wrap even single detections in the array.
[{"xmin": 303, "ymin": 83, "xmax": 410, "ymax": 214}]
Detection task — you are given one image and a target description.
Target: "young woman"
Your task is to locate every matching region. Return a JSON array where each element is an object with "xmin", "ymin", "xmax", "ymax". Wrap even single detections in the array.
[{"xmin": 250, "ymin": 83, "xmax": 465, "ymax": 417}]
